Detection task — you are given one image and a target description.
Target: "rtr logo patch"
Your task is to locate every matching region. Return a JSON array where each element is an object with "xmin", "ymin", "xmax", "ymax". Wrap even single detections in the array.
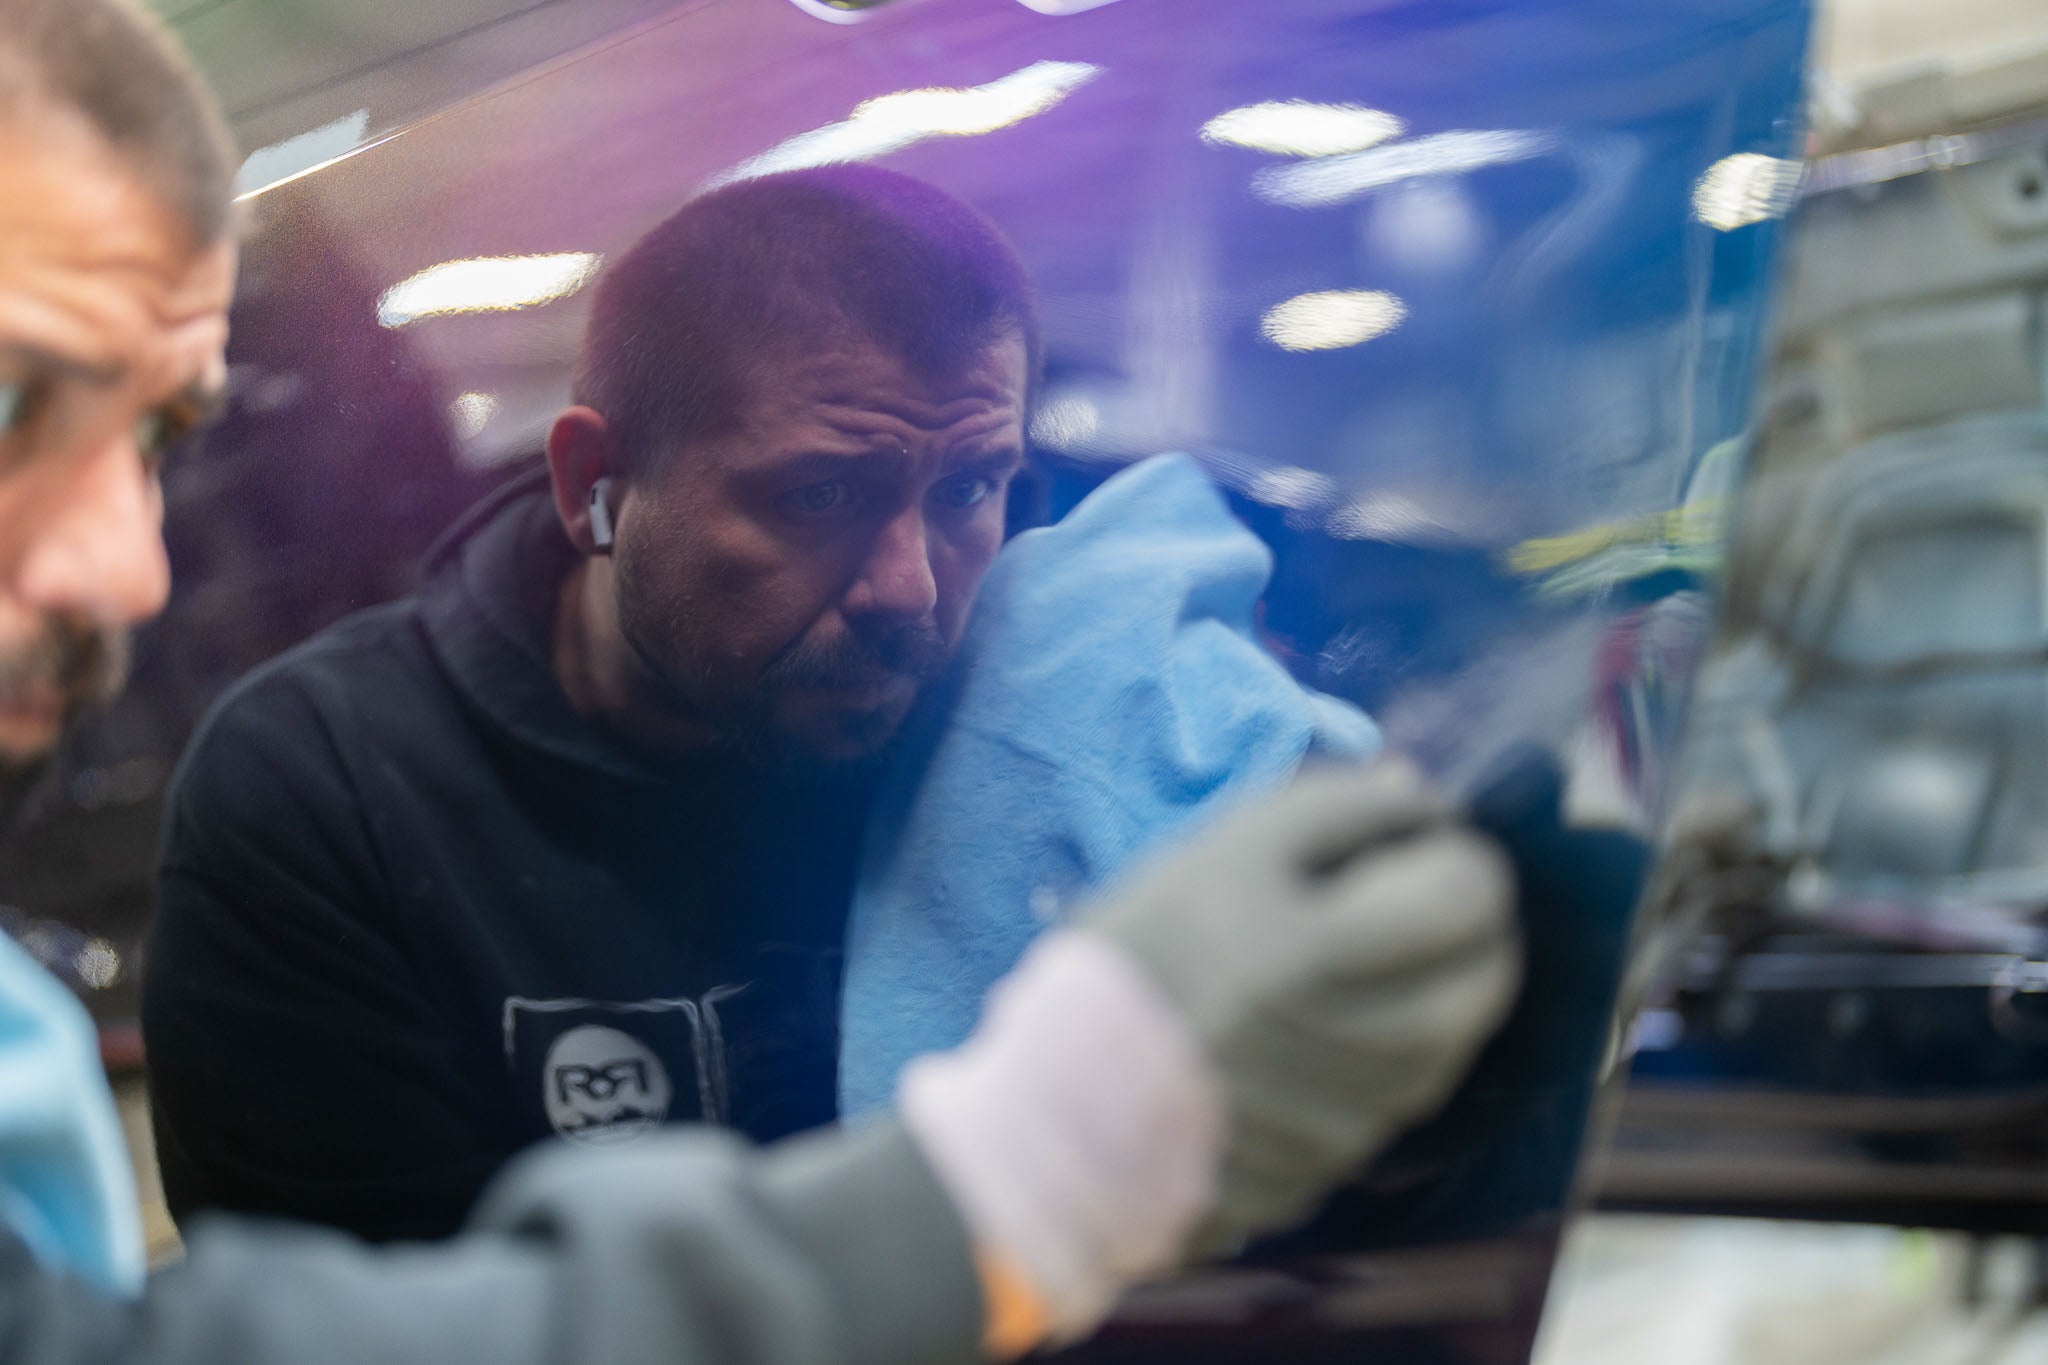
[{"xmin": 542, "ymin": 1024, "xmax": 673, "ymax": 1145}]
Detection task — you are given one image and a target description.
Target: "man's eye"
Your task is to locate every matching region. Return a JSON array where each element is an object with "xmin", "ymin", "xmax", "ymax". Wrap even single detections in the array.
[
  {"xmin": 0, "ymin": 380, "xmax": 45, "ymax": 439},
  {"xmin": 133, "ymin": 408, "xmax": 194, "ymax": 475},
  {"xmin": 936, "ymin": 474, "xmax": 995, "ymax": 511},
  {"xmin": 134, "ymin": 390, "xmax": 219, "ymax": 472},
  {"xmin": 782, "ymin": 479, "xmax": 855, "ymax": 518}
]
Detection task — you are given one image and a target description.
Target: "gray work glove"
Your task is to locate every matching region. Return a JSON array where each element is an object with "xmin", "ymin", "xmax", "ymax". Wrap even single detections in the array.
[
  {"xmin": 898, "ymin": 759, "xmax": 1521, "ymax": 1345},
  {"xmin": 1084, "ymin": 759, "xmax": 1522, "ymax": 1255}
]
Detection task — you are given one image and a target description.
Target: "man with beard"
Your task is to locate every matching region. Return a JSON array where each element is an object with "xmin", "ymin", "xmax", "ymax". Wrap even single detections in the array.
[
  {"xmin": 143, "ymin": 167, "xmax": 1041, "ymax": 1241},
  {"xmin": 1, "ymin": 4, "xmax": 1523, "ymax": 1358}
]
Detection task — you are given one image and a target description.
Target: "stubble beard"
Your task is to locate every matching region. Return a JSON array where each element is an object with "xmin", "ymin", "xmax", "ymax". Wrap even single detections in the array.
[
  {"xmin": 0, "ymin": 617, "xmax": 130, "ymax": 815},
  {"xmin": 612, "ymin": 551, "xmax": 949, "ymax": 779}
]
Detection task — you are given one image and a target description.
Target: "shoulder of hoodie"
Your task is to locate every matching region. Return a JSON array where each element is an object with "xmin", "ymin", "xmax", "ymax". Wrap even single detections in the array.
[{"xmin": 168, "ymin": 598, "xmax": 450, "ymax": 805}]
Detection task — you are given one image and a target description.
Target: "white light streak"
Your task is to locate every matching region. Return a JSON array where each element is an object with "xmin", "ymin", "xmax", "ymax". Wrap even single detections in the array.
[
  {"xmin": 714, "ymin": 61, "xmax": 1101, "ymax": 185},
  {"xmin": 235, "ymin": 109, "xmax": 369, "ymax": 198},
  {"xmin": 1030, "ymin": 394, "xmax": 1102, "ymax": 451},
  {"xmin": 1246, "ymin": 466, "xmax": 1338, "ymax": 511},
  {"xmin": 1254, "ymin": 129, "xmax": 1551, "ymax": 208},
  {"xmin": 1326, "ymin": 492, "xmax": 1456, "ymax": 542},
  {"xmin": 1259, "ymin": 290, "xmax": 1407, "ymax": 352},
  {"xmin": 377, "ymin": 253, "xmax": 602, "ymax": 328},
  {"xmin": 1012, "ymin": 0, "xmax": 1129, "ymax": 13},
  {"xmin": 785, "ymin": 0, "xmax": 893, "ymax": 22},
  {"xmin": 1692, "ymin": 152, "xmax": 1804, "ymax": 231},
  {"xmin": 1201, "ymin": 101, "xmax": 1404, "ymax": 159},
  {"xmin": 450, "ymin": 392, "xmax": 500, "ymax": 440}
]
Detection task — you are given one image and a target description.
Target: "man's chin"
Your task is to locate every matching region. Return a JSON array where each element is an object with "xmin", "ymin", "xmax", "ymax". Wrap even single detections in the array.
[
  {"xmin": 730, "ymin": 685, "xmax": 920, "ymax": 776},
  {"xmin": 788, "ymin": 704, "xmax": 913, "ymax": 767}
]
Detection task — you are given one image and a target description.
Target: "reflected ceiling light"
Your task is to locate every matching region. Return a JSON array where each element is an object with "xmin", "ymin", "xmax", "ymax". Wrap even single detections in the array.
[
  {"xmin": 376, "ymin": 252, "xmax": 602, "ymax": 328},
  {"xmin": 786, "ymin": 0, "xmax": 897, "ymax": 21},
  {"xmin": 852, "ymin": 64, "xmax": 1091, "ymax": 136},
  {"xmin": 76, "ymin": 939, "xmax": 122, "ymax": 992},
  {"xmin": 1327, "ymin": 492, "xmax": 1455, "ymax": 542},
  {"xmin": 1201, "ymin": 101, "xmax": 1404, "ymax": 159},
  {"xmin": 714, "ymin": 60, "xmax": 1100, "ymax": 185},
  {"xmin": 449, "ymin": 391, "xmax": 500, "ymax": 440},
  {"xmin": 1030, "ymin": 393, "xmax": 1102, "ymax": 452},
  {"xmin": 1259, "ymin": 289, "xmax": 1407, "ymax": 352},
  {"xmin": 1254, "ymin": 129, "xmax": 1550, "ymax": 208},
  {"xmin": 1012, "ymin": 0, "xmax": 1128, "ymax": 12},
  {"xmin": 1246, "ymin": 465, "xmax": 1339, "ymax": 511},
  {"xmin": 235, "ymin": 108, "xmax": 369, "ymax": 198},
  {"xmin": 1692, "ymin": 152, "xmax": 1803, "ymax": 231}
]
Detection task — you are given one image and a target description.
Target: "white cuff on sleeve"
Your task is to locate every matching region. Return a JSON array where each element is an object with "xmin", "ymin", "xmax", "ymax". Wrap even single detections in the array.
[{"xmin": 897, "ymin": 928, "xmax": 1226, "ymax": 1341}]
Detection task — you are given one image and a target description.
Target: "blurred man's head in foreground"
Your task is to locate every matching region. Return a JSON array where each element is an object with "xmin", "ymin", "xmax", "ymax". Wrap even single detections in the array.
[{"xmin": 0, "ymin": 0, "xmax": 236, "ymax": 791}]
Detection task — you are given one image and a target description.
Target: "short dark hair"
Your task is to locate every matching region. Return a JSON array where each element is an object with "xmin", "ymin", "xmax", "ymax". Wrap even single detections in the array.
[
  {"xmin": 574, "ymin": 165, "xmax": 1040, "ymax": 477},
  {"xmin": 0, "ymin": 0, "xmax": 237, "ymax": 249}
]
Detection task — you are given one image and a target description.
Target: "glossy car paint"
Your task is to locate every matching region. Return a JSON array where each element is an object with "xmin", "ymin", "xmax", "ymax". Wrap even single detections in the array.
[{"xmin": 14, "ymin": 0, "xmax": 1810, "ymax": 1358}]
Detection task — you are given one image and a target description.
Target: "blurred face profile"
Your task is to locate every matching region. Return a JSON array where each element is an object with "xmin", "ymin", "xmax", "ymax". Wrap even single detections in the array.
[
  {"xmin": 612, "ymin": 334, "xmax": 1029, "ymax": 767},
  {"xmin": 0, "ymin": 106, "xmax": 232, "ymax": 789}
]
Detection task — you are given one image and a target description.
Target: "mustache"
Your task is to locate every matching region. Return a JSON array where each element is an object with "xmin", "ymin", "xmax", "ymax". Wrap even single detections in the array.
[
  {"xmin": 760, "ymin": 621, "xmax": 949, "ymax": 690},
  {"xmin": 0, "ymin": 617, "xmax": 130, "ymax": 720}
]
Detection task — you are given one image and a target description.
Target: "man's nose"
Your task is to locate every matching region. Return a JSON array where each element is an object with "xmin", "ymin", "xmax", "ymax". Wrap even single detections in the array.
[
  {"xmin": 844, "ymin": 506, "xmax": 939, "ymax": 623},
  {"xmin": 16, "ymin": 435, "xmax": 171, "ymax": 628}
]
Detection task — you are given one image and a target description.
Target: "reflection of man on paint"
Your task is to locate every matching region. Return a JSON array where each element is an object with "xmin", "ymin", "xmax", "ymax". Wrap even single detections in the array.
[
  {"xmin": 145, "ymin": 165, "xmax": 1040, "ymax": 1240},
  {"xmin": 0, "ymin": 5, "xmax": 1523, "ymax": 1361},
  {"xmin": 147, "ymin": 154, "xmax": 1389, "ymax": 1242}
]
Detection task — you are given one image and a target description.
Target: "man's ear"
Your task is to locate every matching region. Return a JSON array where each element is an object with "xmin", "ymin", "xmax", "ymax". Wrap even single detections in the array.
[{"xmin": 546, "ymin": 406, "xmax": 617, "ymax": 556}]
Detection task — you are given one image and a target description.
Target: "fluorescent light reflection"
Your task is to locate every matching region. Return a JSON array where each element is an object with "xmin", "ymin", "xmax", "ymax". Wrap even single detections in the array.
[
  {"xmin": 1201, "ymin": 101, "xmax": 1404, "ymax": 159},
  {"xmin": 449, "ymin": 392, "xmax": 500, "ymax": 440},
  {"xmin": 714, "ymin": 61, "xmax": 1100, "ymax": 185},
  {"xmin": 1030, "ymin": 393, "xmax": 1102, "ymax": 452},
  {"xmin": 1012, "ymin": 0, "xmax": 1129, "ymax": 13},
  {"xmin": 377, "ymin": 253, "xmax": 602, "ymax": 328},
  {"xmin": 1327, "ymin": 492, "xmax": 1457, "ymax": 542},
  {"xmin": 1693, "ymin": 152, "xmax": 1804, "ymax": 231},
  {"xmin": 1260, "ymin": 290, "xmax": 1407, "ymax": 352},
  {"xmin": 785, "ymin": 0, "xmax": 895, "ymax": 22},
  {"xmin": 1246, "ymin": 465, "xmax": 1338, "ymax": 512},
  {"xmin": 235, "ymin": 109, "xmax": 369, "ymax": 197},
  {"xmin": 1254, "ymin": 129, "xmax": 1550, "ymax": 208}
]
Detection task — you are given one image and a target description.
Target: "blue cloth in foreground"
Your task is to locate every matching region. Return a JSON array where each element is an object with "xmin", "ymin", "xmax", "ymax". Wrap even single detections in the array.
[
  {"xmin": 0, "ymin": 931, "xmax": 143, "ymax": 1294},
  {"xmin": 841, "ymin": 454, "xmax": 1380, "ymax": 1115}
]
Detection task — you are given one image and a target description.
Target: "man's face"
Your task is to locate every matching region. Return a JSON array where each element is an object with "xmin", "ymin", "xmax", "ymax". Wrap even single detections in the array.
[
  {"xmin": 612, "ymin": 335, "xmax": 1028, "ymax": 766},
  {"xmin": 0, "ymin": 109, "xmax": 232, "ymax": 783}
]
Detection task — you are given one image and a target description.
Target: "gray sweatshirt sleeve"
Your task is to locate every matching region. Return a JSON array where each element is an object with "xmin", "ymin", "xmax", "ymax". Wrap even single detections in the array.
[{"xmin": 0, "ymin": 1120, "xmax": 985, "ymax": 1365}]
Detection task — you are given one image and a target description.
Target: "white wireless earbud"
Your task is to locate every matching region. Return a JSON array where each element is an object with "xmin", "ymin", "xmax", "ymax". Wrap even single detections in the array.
[{"xmin": 588, "ymin": 477, "xmax": 616, "ymax": 552}]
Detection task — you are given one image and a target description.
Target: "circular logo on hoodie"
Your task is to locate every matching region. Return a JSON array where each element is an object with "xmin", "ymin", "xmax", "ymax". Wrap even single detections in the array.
[{"xmin": 542, "ymin": 1025, "xmax": 673, "ymax": 1145}]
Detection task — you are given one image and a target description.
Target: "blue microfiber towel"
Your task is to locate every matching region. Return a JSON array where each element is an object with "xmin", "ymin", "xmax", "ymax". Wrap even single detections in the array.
[
  {"xmin": 841, "ymin": 454, "xmax": 1380, "ymax": 1115},
  {"xmin": 0, "ymin": 932, "xmax": 144, "ymax": 1294}
]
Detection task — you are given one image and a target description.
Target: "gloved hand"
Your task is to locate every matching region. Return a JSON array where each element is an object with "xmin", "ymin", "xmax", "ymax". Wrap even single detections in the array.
[
  {"xmin": 897, "ymin": 760, "xmax": 1521, "ymax": 1349},
  {"xmin": 1297, "ymin": 748, "xmax": 1647, "ymax": 1251},
  {"xmin": 1086, "ymin": 759, "xmax": 1523, "ymax": 1256}
]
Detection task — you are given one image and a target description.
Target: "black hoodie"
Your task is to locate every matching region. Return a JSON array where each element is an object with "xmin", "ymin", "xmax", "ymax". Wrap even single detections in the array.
[{"xmin": 144, "ymin": 468, "xmax": 870, "ymax": 1242}]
